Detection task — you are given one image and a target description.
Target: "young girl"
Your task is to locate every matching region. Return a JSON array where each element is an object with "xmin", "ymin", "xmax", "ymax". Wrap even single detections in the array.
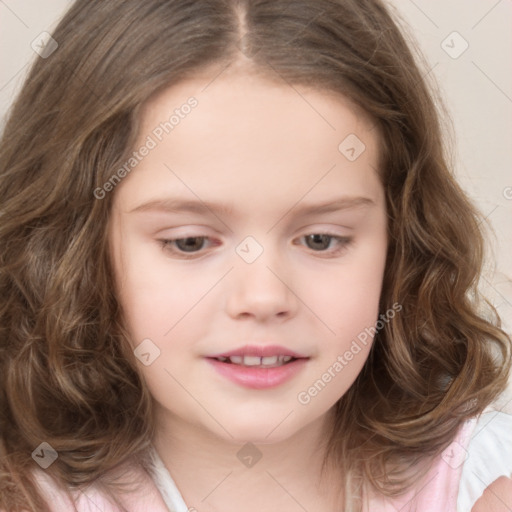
[{"xmin": 0, "ymin": 0, "xmax": 511, "ymax": 511}]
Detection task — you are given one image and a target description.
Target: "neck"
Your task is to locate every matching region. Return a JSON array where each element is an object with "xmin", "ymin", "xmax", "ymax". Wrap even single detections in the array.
[{"xmin": 152, "ymin": 406, "xmax": 343, "ymax": 512}]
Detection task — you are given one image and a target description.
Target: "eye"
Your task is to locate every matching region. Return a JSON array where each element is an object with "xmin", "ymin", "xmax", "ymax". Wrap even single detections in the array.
[
  {"xmin": 159, "ymin": 236, "xmax": 216, "ymax": 258},
  {"xmin": 158, "ymin": 233, "xmax": 353, "ymax": 260},
  {"xmin": 298, "ymin": 233, "xmax": 353, "ymax": 255},
  {"xmin": 174, "ymin": 236, "xmax": 207, "ymax": 252}
]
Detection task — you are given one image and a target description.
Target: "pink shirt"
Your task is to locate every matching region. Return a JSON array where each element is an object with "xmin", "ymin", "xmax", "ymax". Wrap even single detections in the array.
[{"xmin": 14, "ymin": 409, "xmax": 512, "ymax": 511}]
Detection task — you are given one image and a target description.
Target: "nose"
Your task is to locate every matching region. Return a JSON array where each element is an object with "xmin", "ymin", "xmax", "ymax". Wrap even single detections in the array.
[{"xmin": 224, "ymin": 245, "xmax": 298, "ymax": 322}]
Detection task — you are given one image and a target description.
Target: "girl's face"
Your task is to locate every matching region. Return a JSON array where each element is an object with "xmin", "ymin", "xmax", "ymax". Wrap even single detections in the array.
[{"xmin": 109, "ymin": 71, "xmax": 388, "ymax": 444}]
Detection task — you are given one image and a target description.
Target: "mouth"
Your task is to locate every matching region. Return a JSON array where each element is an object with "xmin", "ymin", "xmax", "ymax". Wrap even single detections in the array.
[
  {"xmin": 205, "ymin": 345, "xmax": 309, "ymax": 389},
  {"xmin": 208, "ymin": 354, "xmax": 298, "ymax": 368}
]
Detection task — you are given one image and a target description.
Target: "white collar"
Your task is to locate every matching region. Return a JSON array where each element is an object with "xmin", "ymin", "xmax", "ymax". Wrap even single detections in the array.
[{"xmin": 147, "ymin": 445, "xmax": 190, "ymax": 512}]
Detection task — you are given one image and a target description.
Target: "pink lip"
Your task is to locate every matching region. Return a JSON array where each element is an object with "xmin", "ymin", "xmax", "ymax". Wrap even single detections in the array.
[
  {"xmin": 208, "ymin": 344, "xmax": 308, "ymax": 358},
  {"xmin": 205, "ymin": 344, "xmax": 310, "ymax": 389},
  {"xmin": 206, "ymin": 357, "xmax": 309, "ymax": 389}
]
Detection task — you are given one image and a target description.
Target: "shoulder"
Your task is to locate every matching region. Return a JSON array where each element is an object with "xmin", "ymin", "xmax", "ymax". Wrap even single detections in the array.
[
  {"xmin": 374, "ymin": 394, "xmax": 512, "ymax": 512},
  {"xmin": 458, "ymin": 400, "xmax": 512, "ymax": 512},
  {"xmin": 27, "ymin": 456, "xmax": 170, "ymax": 512}
]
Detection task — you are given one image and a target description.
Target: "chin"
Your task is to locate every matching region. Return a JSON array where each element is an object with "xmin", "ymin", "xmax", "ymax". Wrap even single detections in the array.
[{"xmin": 209, "ymin": 412, "xmax": 307, "ymax": 446}]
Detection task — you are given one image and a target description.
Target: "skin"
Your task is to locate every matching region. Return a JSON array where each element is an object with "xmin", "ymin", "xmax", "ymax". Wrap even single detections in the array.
[
  {"xmin": 108, "ymin": 67, "xmax": 388, "ymax": 511},
  {"xmin": 472, "ymin": 476, "xmax": 512, "ymax": 512}
]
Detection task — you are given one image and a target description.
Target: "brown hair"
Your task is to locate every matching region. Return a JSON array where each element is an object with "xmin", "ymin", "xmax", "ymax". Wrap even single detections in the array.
[{"xmin": 0, "ymin": 0, "xmax": 510, "ymax": 510}]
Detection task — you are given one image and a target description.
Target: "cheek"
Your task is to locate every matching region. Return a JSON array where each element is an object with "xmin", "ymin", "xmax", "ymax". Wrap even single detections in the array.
[
  {"xmin": 298, "ymin": 270, "xmax": 384, "ymax": 409},
  {"xmin": 313, "ymin": 245, "xmax": 387, "ymax": 343},
  {"xmin": 114, "ymin": 238, "xmax": 212, "ymax": 345},
  {"xmin": 114, "ymin": 253, "xmax": 213, "ymax": 407}
]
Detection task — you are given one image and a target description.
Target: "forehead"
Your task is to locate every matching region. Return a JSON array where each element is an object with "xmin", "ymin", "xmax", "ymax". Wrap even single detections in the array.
[
  {"xmin": 117, "ymin": 71, "xmax": 383, "ymax": 213},
  {"xmin": 140, "ymin": 70, "xmax": 377, "ymax": 144}
]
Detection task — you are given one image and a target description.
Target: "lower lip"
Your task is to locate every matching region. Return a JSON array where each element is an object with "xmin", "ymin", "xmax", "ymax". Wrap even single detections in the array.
[{"xmin": 206, "ymin": 358, "xmax": 309, "ymax": 389}]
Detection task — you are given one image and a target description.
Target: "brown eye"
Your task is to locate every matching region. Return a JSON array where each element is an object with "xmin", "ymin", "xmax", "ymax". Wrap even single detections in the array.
[
  {"xmin": 173, "ymin": 237, "xmax": 207, "ymax": 252},
  {"xmin": 159, "ymin": 235, "xmax": 219, "ymax": 260},
  {"xmin": 304, "ymin": 234, "xmax": 334, "ymax": 251},
  {"xmin": 296, "ymin": 233, "xmax": 353, "ymax": 257}
]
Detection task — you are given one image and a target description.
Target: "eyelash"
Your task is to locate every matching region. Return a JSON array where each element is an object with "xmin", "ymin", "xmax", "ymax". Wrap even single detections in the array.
[{"xmin": 158, "ymin": 233, "xmax": 353, "ymax": 260}]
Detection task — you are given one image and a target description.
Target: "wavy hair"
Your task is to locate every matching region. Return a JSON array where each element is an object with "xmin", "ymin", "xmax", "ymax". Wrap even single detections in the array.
[{"xmin": 0, "ymin": 0, "xmax": 510, "ymax": 510}]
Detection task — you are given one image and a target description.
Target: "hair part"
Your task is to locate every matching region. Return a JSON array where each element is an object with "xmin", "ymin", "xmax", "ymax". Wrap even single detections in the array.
[{"xmin": 1, "ymin": 0, "xmax": 510, "ymax": 510}]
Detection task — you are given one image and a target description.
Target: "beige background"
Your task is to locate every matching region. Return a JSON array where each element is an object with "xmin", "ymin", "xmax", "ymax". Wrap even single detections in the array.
[{"xmin": 1, "ymin": 1, "xmax": 511, "ymax": 337}]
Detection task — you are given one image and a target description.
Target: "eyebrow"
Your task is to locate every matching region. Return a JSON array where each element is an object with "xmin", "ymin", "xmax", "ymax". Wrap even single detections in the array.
[{"xmin": 128, "ymin": 196, "xmax": 375, "ymax": 217}]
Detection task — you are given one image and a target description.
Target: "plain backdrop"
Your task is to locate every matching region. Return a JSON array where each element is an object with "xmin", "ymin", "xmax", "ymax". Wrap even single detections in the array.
[{"xmin": 0, "ymin": 1, "xmax": 511, "ymax": 336}]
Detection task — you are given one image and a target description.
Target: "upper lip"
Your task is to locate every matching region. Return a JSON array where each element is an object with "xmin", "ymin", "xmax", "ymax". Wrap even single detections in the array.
[{"xmin": 207, "ymin": 344, "xmax": 308, "ymax": 359}]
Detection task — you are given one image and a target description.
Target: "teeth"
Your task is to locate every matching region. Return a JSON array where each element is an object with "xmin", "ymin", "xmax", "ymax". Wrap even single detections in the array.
[
  {"xmin": 244, "ymin": 355, "xmax": 263, "ymax": 366},
  {"xmin": 216, "ymin": 355, "xmax": 296, "ymax": 367}
]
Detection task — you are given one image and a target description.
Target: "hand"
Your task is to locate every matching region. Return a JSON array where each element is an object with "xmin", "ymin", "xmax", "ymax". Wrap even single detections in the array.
[{"xmin": 472, "ymin": 476, "xmax": 512, "ymax": 512}]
